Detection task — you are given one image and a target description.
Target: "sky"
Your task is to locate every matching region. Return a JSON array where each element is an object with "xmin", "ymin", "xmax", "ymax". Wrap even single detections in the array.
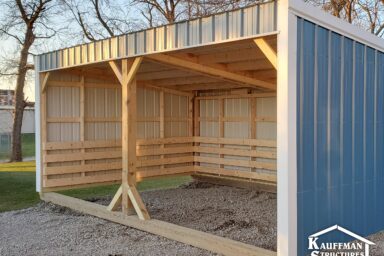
[{"xmin": 0, "ymin": 0, "xmax": 145, "ymax": 102}]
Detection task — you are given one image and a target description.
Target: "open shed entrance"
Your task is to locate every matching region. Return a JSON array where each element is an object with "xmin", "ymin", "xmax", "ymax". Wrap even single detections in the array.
[{"xmin": 39, "ymin": 35, "xmax": 277, "ymax": 254}]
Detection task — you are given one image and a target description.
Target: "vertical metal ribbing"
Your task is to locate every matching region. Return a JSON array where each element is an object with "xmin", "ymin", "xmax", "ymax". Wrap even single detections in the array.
[
  {"xmin": 186, "ymin": 21, "xmax": 190, "ymax": 47},
  {"xmin": 339, "ymin": 35, "xmax": 345, "ymax": 226},
  {"xmin": 174, "ymin": 23, "xmax": 178, "ymax": 48},
  {"xmin": 93, "ymin": 41, "xmax": 97, "ymax": 62},
  {"xmin": 326, "ymin": 29, "xmax": 332, "ymax": 226},
  {"xmin": 67, "ymin": 48, "xmax": 70, "ymax": 67},
  {"xmin": 256, "ymin": 5, "xmax": 260, "ymax": 34},
  {"xmin": 225, "ymin": 12, "xmax": 229, "ymax": 40},
  {"xmin": 108, "ymin": 38, "xmax": 111, "ymax": 59},
  {"xmin": 363, "ymin": 45, "xmax": 367, "ymax": 234},
  {"xmin": 199, "ymin": 18, "xmax": 203, "ymax": 44},
  {"xmin": 164, "ymin": 26, "xmax": 167, "ymax": 50},
  {"xmin": 153, "ymin": 29, "xmax": 157, "ymax": 52},
  {"xmin": 125, "ymin": 34, "xmax": 129, "ymax": 56},
  {"xmin": 240, "ymin": 9, "xmax": 244, "ymax": 37},
  {"xmin": 73, "ymin": 46, "xmax": 77, "ymax": 65},
  {"xmin": 86, "ymin": 44, "xmax": 89, "ymax": 63},
  {"xmin": 313, "ymin": 23, "xmax": 318, "ymax": 230},
  {"xmin": 211, "ymin": 15, "xmax": 215, "ymax": 42},
  {"xmin": 100, "ymin": 40, "xmax": 103, "ymax": 60},
  {"xmin": 351, "ymin": 40, "xmax": 356, "ymax": 230},
  {"xmin": 273, "ymin": 0, "xmax": 277, "ymax": 31},
  {"xmin": 373, "ymin": 49, "xmax": 378, "ymax": 233}
]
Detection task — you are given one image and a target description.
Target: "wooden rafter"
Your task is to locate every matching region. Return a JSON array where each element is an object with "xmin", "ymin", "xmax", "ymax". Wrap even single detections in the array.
[
  {"xmin": 254, "ymin": 38, "xmax": 277, "ymax": 70},
  {"xmin": 145, "ymin": 54, "xmax": 275, "ymax": 90}
]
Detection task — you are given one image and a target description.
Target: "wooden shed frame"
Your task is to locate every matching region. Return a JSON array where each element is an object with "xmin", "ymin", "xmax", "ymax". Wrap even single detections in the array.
[{"xmin": 35, "ymin": 0, "xmax": 384, "ymax": 255}]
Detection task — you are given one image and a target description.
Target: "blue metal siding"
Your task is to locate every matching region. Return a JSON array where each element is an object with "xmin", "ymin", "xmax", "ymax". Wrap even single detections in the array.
[{"xmin": 297, "ymin": 18, "xmax": 384, "ymax": 255}]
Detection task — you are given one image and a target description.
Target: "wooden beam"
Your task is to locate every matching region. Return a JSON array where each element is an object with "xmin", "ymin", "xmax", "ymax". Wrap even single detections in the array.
[
  {"xmin": 146, "ymin": 54, "xmax": 275, "ymax": 90},
  {"xmin": 254, "ymin": 39, "xmax": 277, "ymax": 70},
  {"xmin": 109, "ymin": 61, "xmax": 124, "ymax": 85},
  {"xmin": 124, "ymin": 57, "xmax": 143, "ymax": 87},
  {"xmin": 107, "ymin": 185, "xmax": 122, "ymax": 211},
  {"xmin": 148, "ymin": 76, "xmax": 220, "ymax": 87},
  {"xmin": 41, "ymin": 192, "xmax": 276, "ymax": 256},
  {"xmin": 127, "ymin": 186, "xmax": 150, "ymax": 220},
  {"xmin": 41, "ymin": 72, "xmax": 51, "ymax": 93},
  {"xmin": 138, "ymin": 82, "xmax": 194, "ymax": 97}
]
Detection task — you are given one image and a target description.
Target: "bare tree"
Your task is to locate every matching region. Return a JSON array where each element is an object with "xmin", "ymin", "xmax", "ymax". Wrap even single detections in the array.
[
  {"xmin": 0, "ymin": 0, "xmax": 56, "ymax": 162},
  {"xmin": 133, "ymin": 0, "xmax": 262, "ymax": 26},
  {"xmin": 61, "ymin": 0, "xmax": 138, "ymax": 42},
  {"xmin": 306, "ymin": 0, "xmax": 384, "ymax": 37},
  {"xmin": 133, "ymin": 0, "xmax": 183, "ymax": 23}
]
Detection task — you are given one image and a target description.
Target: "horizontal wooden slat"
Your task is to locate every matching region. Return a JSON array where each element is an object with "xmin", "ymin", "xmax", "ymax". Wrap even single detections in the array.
[
  {"xmin": 47, "ymin": 117, "xmax": 81, "ymax": 123},
  {"xmin": 45, "ymin": 162, "xmax": 122, "ymax": 175},
  {"xmin": 195, "ymin": 156, "xmax": 276, "ymax": 171},
  {"xmin": 47, "ymin": 81, "xmax": 82, "ymax": 87},
  {"xmin": 195, "ymin": 93, "xmax": 276, "ymax": 100},
  {"xmin": 194, "ymin": 146, "xmax": 276, "ymax": 159},
  {"xmin": 137, "ymin": 117, "xmax": 190, "ymax": 122},
  {"xmin": 44, "ymin": 172, "xmax": 121, "ymax": 188},
  {"xmin": 137, "ymin": 156, "xmax": 194, "ymax": 168},
  {"xmin": 44, "ymin": 140, "xmax": 121, "ymax": 150},
  {"xmin": 194, "ymin": 166, "xmax": 277, "ymax": 183},
  {"xmin": 44, "ymin": 150, "xmax": 122, "ymax": 163},
  {"xmin": 44, "ymin": 137, "xmax": 275, "ymax": 150},
  {"xmin": 137, "ymin": 137, "xmax": 194, "ymax": 146},
  {"xmin": 137, "ymin": 147, "xmax": 194, "ymax": 157},
  {"xmin": 198, "ymin": 116, "xmax": 276, "ymax": 122},
  {"xmin": 194, "ymin": 137, "xmax": 276, "ymax": 147},
  {"xmin": 137, "ymin": 166, "xmax": 194, "ymax": 179},
  {"xmin": 85, "ymin": 117, "xmax": 121, "ymax": 122}
]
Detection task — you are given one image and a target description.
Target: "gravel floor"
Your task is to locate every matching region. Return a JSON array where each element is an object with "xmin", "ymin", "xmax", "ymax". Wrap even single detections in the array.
[
  {"xmin": 93, "ymin": 181, "xmax": 277, "ymax": 251},
  {"xmin": 0, "ymin": 203, "xmax": 213, "ymax": 256},
  {"xmin": 1, "ymin": 181, "xmax": 384, "ymax": 256}
]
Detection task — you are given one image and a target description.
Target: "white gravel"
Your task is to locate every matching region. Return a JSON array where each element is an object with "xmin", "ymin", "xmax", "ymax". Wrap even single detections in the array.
[{"xmin": 0, "ymin": 203, "xmax": 213, "ymax": 256}]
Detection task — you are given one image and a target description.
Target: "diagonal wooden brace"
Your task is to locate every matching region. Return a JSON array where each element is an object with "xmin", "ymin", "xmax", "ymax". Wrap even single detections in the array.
[{"xmin": 107, "ymin": 185, "xmax": 150, "ymax": 220}]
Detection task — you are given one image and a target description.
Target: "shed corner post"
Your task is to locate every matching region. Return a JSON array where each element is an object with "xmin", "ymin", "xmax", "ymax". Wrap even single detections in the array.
[
  {"xmin": 277, "ymin": 0, "xmax": 298, "ymax": 255},
  {"xmin": 34, "ymin": 55, "xmax": 42, "ymax": 193}
]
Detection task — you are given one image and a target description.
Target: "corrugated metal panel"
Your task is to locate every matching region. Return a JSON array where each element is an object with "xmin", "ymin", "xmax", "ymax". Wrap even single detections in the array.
[
  {"xmin": 297, "ymin": 18, "xmax": 384, "ymax": 256},
  {"xmin": 38, "ymin": 1, "xmax": 277, "ymax": 71}
]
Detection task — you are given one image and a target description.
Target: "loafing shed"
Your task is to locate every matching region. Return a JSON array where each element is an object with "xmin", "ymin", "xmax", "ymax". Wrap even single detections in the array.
[{"xmin": 35, "ymin": 0, "xmax": 384, "ymax": 255}]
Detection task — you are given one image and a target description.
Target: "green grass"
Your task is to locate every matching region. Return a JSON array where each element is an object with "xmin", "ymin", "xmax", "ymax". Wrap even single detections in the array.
[
  {"xmin": 21, "ymin": 133, "xmax": 35, "ymax": 158},
  {"xmin": 0, "ymin": 133, "xmax": 35, "ymax": 161},
  {"xmin": 0, "ymin": 161, "xmax": 192, "ymax": 212},
  {"xmin": 0, "ymin": 172, "xmax": 40, "ymax": 212}
]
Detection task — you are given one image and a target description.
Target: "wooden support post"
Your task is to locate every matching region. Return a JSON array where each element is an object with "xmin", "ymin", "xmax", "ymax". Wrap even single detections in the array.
[
  {"xmin": 40, "ymin": 73, "xmax": 48, "ymax": 189},
  {"xmin": 193, "ymin": 92, "xmax": 200, "ymax": 168},
  {"xmin": 250, "ymin": 98, "xmax": 257, "ymax": 176},
  {"xmin": 219, "ymin": 99, "xmax": 224, "ymax": 171},
  {"xmin": 254, "ymin": 38, "xmax": 277, "ymax": 70},
  {"xmin": 188, "ymin": 96, "xmax": 194, "ymax": 137},
  {"xmin": 80, "ymin": 75, "xmax": 85, "ymax": 177},
  {"xmin": 109, "ymin": 57, "xmax": 150, "ymax": 220},
  {"xmin": 159, "ymin": 91, "xmax": 165, "ymax": 170}
]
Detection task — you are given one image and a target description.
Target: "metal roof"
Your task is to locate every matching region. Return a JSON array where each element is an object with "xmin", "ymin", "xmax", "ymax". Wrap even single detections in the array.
[{"xmin": 36, "ymin": 1, "xmax": 277, "ymax": 72}]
